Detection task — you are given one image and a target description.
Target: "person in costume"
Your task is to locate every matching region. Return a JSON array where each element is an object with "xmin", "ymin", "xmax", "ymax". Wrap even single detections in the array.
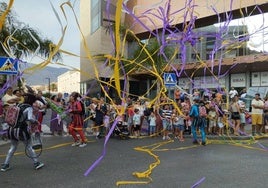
[
  {"xmin": 1, "ymin": 89, "xmax": 44, "ymax": 172},
  {"xmin": 68, "ymin": 92, "xmax": 87, "ymax": 147}
]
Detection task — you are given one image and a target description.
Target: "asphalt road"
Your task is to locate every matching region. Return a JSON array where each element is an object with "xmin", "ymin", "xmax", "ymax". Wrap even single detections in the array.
[{"xmin": 0, "ymin": 109, "xmax": 267, "ymax": 188}]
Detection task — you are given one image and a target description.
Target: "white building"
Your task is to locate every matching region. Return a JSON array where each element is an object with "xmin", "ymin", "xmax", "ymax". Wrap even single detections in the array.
[{"xmin": 57, "ymin": 70, "xmax": 80, "ymax": 94}]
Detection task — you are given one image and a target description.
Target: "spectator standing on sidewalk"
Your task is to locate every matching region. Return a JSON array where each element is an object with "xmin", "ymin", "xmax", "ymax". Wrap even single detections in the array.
[
  {"xmin": 94, "ymin": 97, "xmax": 107, "ymax": 138},
  {"xmin": 89, "ymin": 97, "xmax": 97, "ymax": 135},
  {"xmin": 199, "ymin": 100, "xmax": 208, "ymax": 140},
  {"xmin": 208, "ymin": 106, "xmax": 217, "ymax": 135},
  {"xmin": 229, "ymin": 87, "xmax": 238, "ymax": 100},
  {"xmin": 49, "ymin": 95, "xmax": 63, "ymax": 136},
  {"xmin": 239, "ymin": 88, "xmax": 247, "ymax": 98},
  {"xmin": 229, "ymin": 95, "xmax": 241, "ymax": 136},
  {"xmin": 148, "ymin": 110, "xmax": 157, "ymax": 136},
  {"xmin": 133, "ymin": 108, "xmax": 141, "ymax": 138},
  {"xmin": 239, "ymin": 102, "xmax": 246, "ymax": 135},
  {"xmin": 13, "ymin": 88, "xmax": 24, "ymax": 104},
  {"xmin": 189, "ymin": 98, "xmax": 206, "ymax": 145},
  {"xmin": 263, "ymin": 97, "xmax": 268, "ymax": 134},
  {"xmin": 126, "ymin": 103, "xmax": 135, "ymax": 136},
  {"xmin": 174, "ymin": 88, "xmax": 181, "ymax": 102},
  {"xmin": 172, "ymin": 108, "xmax": 186, "ymax": 142},
  {"xmin": 57, "ymin": 92, "xmax": 66, "ymax": 106},
  {"xmin": 159, "ymin": 104, "xmax": 172, "ymax": 140},
  {"xmin": 251, "ymin": 93, "xmax": 264, "ymax": 136},
  {"xmin": 2, "ymin": 86, "xmax": 20, "ymax": 106}
]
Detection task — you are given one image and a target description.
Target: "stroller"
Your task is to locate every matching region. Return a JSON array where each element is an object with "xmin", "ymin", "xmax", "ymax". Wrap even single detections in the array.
[{"xmin": 113, "ymin": 121, "xmax": 130, "ymax": 139}]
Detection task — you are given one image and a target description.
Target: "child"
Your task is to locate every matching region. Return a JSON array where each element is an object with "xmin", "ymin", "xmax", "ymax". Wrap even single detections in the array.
[
  {"xmin": 216, "ymin": 104, "xmax": 224, "ymax": 136},
  {"xmin": 132, "ymin": 108, "xmax": 141, "ymax": 137},
  {"xmin": 208, "ymin": 106, "xmax": 217, "ymax": 135},
  {"xmin": 172, "ymin": 109, "xmax": 185, "ymax": 142},
  {"xmin": 218, "ymin": 117, "xmax": 224, "ymax": 136},
  {"xmin": 239, "ymin": 103, "xmax": 246, "ymax": 135},
  {"xmin": 148, "ymin": 111, "xmax": 156, "ymax": 136},
  {"xmin": 222, "ymin": 110, "xmax": 229, "ymax": 135}
]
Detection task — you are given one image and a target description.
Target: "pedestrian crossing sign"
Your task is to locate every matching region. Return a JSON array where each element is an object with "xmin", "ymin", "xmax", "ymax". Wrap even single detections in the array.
[
  {"xmin": 0, "ymin": 57, "xmax": 18, "ymax": 75},
  {"xmin": 164, "ymin": 73, "xmax": 177, "ymax": 86}
]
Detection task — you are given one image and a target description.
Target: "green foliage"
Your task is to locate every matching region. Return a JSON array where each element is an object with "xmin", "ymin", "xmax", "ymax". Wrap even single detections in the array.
[
  {"xmin": 0, "ymin": 2, "xmax": 61, "ymax": 60},
  {"xmin": 131, "ymin": 37, "xmax": 176, "ymax": 73}
]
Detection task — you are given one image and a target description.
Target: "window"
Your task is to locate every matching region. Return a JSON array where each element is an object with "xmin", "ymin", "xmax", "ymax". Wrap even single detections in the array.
[
  {"xmin": 91, "ymin": 0, "xmax": 101, "ymax": 34},
  {"xmin": 191, "ymin": 53, "xmax": 200, "ymax": 60},
  {"xmin": 206, "ymin": 37, "xmax": 216, "ymax": 50}
]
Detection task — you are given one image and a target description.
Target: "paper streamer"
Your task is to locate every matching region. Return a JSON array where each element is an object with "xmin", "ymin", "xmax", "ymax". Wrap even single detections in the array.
[{"xmin": 84, "ymin": 118, "xmax": 119, "ymax": 176}]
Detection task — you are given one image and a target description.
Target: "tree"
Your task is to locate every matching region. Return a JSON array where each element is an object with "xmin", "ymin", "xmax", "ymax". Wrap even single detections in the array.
[
  {"xmin": 0, "ymin": 2, "xmax": 61, "ymax": 60},
  {"xmin": 51, "ymin": 83, "xmax": 57, "ymax": 92},
  {"xmin": 130, "ymin": 37, "xmax": 176, "ymax": 100},
  {"xmin": 131, "ymin": 37, "xmax": 175, "ymax": 73},
  {"xmin": 0, "ymin": 2, "xmax": 61, "ymax": 88}
]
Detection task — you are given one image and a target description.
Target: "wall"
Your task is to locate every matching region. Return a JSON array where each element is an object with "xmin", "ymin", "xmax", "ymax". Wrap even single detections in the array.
[{"xmin": 125, "ymin": 0, "xmax": 268, "ymax": 35}]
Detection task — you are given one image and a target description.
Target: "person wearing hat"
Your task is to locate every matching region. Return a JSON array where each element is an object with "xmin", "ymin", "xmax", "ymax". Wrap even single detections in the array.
[
  {"xmin": 251, "ymin": 93, "xmax": 264, "ymax": 136},
  {"xmin": 1, "ymin": 92, "xmax": 45, "ymax": 172},
  {"xmin": 13, "ymin": 88, "xmax": 24, "ymax": 104},
  {"xmin": 2, "ymin": 87, "xmax": 20, "ymax": 106}
]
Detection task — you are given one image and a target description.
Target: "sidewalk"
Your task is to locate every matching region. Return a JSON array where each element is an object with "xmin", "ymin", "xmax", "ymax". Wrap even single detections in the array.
[{"xmin": 1, "ymin": 125, "xmax": 267, "ymax": 146}]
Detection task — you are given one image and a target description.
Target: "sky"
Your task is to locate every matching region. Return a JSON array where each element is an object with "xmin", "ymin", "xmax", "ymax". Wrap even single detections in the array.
[
  {"xmin": 5, "ymin": 0, "xmax": 80, "ymax": 69},
  {"xmin": 215, "ymin": 13, "xmax": 268, "ymax": 53}
]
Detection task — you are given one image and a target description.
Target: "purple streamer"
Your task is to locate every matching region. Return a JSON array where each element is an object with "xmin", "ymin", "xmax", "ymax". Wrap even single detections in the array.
[
  {"xmin": 191, "ymin": 177, "xmax": 206, "ymax": 188},
  {"xmin": 82, "ymin": 0, "xmax": 268, "ymax": 181},
  {"xmin": 84, "ymin": 118, "xmax": 119, "ymax": 176},
  {"xmin": 257, "ymin": 142, "xmax": 268, "ymax": 151},
  {"xmin": 0, "ymin": 130, "xmax": 7, "ymax": 135}
]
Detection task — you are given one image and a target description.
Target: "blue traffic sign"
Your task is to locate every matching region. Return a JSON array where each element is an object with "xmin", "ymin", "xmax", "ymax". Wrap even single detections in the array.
[
  {"xmin": 0, "ymin": 57, "xmax": 18, "ymax": 75},
  {"xmin": 164, "ymin": 73, "xmax": 177, "ymax": 86}
]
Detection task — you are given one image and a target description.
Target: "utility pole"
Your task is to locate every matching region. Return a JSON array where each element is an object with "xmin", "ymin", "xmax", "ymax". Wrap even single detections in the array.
[{"xmin": 45, "ymin": 77, "xmax": 50, "ymax": 97}]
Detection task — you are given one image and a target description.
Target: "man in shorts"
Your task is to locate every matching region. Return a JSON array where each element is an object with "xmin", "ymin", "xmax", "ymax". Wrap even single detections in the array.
[{"xmin": 251, "ymin": 93, "xmax": 264, "ymax": 136}]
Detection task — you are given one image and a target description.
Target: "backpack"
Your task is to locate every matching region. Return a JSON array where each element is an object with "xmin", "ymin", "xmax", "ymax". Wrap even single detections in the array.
[
  {"xmin": 199, "ymin": 106, "xmax": 207, "ymax": 117},
  {"xmin": 5, "ymin": 104, "xmax": 31, "ymax": 128}
]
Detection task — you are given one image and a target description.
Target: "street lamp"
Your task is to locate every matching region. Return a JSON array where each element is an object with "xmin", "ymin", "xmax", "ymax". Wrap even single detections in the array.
[{"xmin": 45, "ymin": 77, "xmax": 50, "ymax": 96}]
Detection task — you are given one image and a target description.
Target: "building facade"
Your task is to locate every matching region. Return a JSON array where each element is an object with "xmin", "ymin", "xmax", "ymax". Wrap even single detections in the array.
[
  {"xmin": 80, "ymin": 0, "xmax": 268, "ymax": 100},
  {"xmin": 57, "ymin": 70, "xmax": 80, "ymax": 94}
]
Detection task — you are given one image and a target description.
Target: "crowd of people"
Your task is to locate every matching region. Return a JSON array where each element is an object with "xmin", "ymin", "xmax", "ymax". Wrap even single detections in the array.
[
  {"xmin": 1, "ymin": 85, "xmax": 268, "ymax": 172},
  {"xmin": 79, "ymin": 87, "xmax": 268, "ymax": 143},
  {"xmin": 75, "ymin": 86, "xmax": 268, "ymax": 144}
]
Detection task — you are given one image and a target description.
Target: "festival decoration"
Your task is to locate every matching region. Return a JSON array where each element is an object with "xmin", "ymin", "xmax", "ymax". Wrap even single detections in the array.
[
  {"xmin": 46, "ymin": 98, "xmax": 67, "ymax": 120},
  {"xmin": 1, "ymin": 0, "xmax": 268, "ymax": 187}
]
